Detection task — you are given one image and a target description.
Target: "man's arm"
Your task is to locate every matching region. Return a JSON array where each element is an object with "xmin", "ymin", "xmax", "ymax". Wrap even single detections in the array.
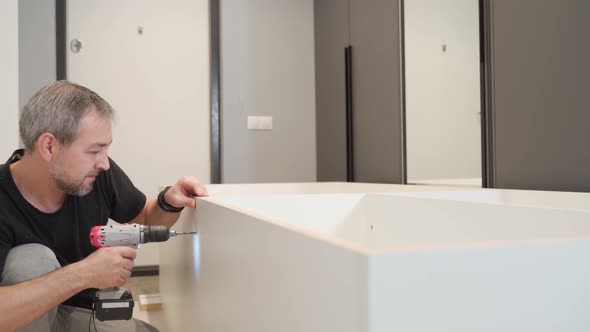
[
  {"xmin": 130, "ymin": 176, "xmax": 208, "ymax": 228},
  {"xmin": 0, "ymin": 246, "xmax": 136, "ymax": 331}
]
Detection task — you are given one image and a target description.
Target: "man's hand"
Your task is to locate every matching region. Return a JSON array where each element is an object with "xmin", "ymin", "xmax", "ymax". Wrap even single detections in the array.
[
  {"xmin": 80, "ymin": 247, "xmax": 136, "ymax": 289},
  {"xmin": 132, "ymin": 176, "xmax": 208, "ymax": 227},
  {"xmin": 164, "ymin": 176, "xmax": 209, "ymax": 209}
]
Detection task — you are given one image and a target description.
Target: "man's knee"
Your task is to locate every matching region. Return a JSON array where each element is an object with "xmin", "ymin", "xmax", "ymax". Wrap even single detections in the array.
[{"xmin": 1, "ymin": 243, "xmax": 61, "ymax": 286}]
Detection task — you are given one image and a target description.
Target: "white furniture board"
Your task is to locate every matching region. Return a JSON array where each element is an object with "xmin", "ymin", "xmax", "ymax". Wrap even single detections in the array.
[
  {"xmin": 157, "ymin": 183, "xmax": 590, "ymax": 332},
  {"xmin": 385, "ymin": 188, "xmax": 590, "ymax": 212},
  {"xmin": 160, "ymin": 204, "xmax": 368, "ymax": 332},
  {"xmin": 204, "ymin": 182, "xmax": 466, "ymax": 196},
  {"xmin": 410, "ymin": 177, "xmax": 482, "ymax": 187},
  {"xmin": 368, "ymin": 240, "xmax": 590, "ymax": 332},
  {"xmin": 205, "ymin": 193, "xmax": 590, "ymax": 252}
]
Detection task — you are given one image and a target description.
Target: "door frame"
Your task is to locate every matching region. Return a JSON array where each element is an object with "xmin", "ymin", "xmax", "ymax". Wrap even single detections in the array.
[
  {"xmin": 56, "ymin": 0, "xmax": 66, "ymax": 80},
  {"xmin": 56, "ymin": 0, "xmax": 223, "ymax": 184},
  {"xmin": 479, "ymin": 0, "xmax": 494, "ymax": 188},
  {"xmin": 400, "ymin": 0, "xmax": 494, "ymax": 188}
]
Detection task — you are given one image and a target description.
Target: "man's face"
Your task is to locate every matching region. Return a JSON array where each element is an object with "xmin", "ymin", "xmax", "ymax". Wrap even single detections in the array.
[{"xmin": 50, "ymin": 109, "xmax": 112, "ymax": 196}]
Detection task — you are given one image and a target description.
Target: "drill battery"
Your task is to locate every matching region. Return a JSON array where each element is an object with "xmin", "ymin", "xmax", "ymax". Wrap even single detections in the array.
[{"xmin": 94, "ymin": 287, "xmax": 134, "ymax": 321}]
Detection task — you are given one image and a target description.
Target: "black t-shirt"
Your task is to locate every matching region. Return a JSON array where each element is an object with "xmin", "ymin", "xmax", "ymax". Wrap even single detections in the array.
[{"xmin": 0, "ymin": 149, "xmax": 146, "ymax": 308}]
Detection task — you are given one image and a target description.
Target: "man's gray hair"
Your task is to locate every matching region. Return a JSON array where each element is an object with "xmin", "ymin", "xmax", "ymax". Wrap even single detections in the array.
[{"xmin": 20, "ymin": 81, "xmax": 115, "ymax": 151}]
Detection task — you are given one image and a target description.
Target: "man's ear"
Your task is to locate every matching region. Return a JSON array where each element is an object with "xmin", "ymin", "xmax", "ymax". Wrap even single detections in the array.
[{"xmin": 36, "ymin": 133, "xmax": 60, "ymax": 162}]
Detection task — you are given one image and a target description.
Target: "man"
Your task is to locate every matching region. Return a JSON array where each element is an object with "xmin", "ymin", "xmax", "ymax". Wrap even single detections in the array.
[{"xmin": 0, "ymin": 81, "xmax": 208, "ymax": 331}]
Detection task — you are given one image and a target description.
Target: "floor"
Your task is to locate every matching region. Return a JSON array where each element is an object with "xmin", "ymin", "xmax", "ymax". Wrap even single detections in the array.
[
  {"xmin": 125, "ymin": 275, "xmax": 159, "ymax": 301},
  {"xmin": 124, "ymin": 275, "xmax": 169, "ymax": 330}
]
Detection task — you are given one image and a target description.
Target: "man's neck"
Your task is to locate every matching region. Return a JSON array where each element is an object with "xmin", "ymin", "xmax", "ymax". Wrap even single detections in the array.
[{"xmin": 10, "ymin": 153, "xmax": 66, "ymax": 213}]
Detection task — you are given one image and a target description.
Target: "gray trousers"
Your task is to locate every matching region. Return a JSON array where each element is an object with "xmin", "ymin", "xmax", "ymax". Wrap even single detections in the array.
[{"xmin": 0, "ymin": 244, "xmax": 158, "ymax": 332}]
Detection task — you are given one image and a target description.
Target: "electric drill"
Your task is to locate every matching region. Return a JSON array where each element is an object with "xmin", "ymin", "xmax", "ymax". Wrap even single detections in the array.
[
  {"xmin": 89, "ymin": 223, "xmax": 197, "ymax": 249},
  {"xmin": 88, "ymin": 223, "xmax": 196, "ymax": 321}
]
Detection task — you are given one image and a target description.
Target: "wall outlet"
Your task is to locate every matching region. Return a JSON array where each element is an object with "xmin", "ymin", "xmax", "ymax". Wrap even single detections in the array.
[{"xmin": 247, "ymin": 116, "xmax": 273, "ymax": 130}]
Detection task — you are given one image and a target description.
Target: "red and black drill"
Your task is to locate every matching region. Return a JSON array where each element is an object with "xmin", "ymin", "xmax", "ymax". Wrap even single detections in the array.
[
  {"xmin": 90, "ymin": 223, "xmax": 196, "ymax": 249},
  {"xmin": 88, "ymin": 223, "xmax": 196, "ymax": 321}
]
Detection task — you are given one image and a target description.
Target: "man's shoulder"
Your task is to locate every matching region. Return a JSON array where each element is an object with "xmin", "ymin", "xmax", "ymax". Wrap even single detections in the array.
[
  {"xmin": 0, "ymin": 149, "xmax": 23, "ymax": 182},
  {"xmin": 0, "ymin": 160, "xmax": 17, "ymax": 202},
  {"xmin": 0, "ymin": 167, "xmax": 14, "ymax": 205},
  {"xmin": 0, "ymin": 190, "xmax": 20, "ymax": 235},
  {"xmin": 94, "ymin": 157, "xmax": 133, "ymax": 191},
  {"xmin": 0, "ymin": 182, "xmax": 20, "ymax": 220},
  {"xmin": 0, "ymin": 163, "xmax": 8, "ymax": 182},
  {"xmin": 106, "ymin": 157, "xmax": 126, "ymax": 175}
]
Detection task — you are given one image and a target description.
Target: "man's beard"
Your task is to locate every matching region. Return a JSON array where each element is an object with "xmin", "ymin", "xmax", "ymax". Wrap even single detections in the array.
[
  {"xmin": 53, "ymin": 172, "xmax": 94, "ymax": 196},
  {"xmin": 50, "ymin": 157, "xmax": 96, "ymax": 197}
]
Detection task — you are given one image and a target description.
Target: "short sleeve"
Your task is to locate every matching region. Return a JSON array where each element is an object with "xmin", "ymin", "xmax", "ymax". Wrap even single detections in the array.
[
  {"xmin": 0, "ymin": 222, "xmax": 13, "ymax": 279},
  {"xmin": 104, "ymin": 158, "xmax": 147, "ymax": 223}
]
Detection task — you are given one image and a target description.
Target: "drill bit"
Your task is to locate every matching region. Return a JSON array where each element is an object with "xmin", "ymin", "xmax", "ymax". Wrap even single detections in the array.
[{"xmin": 169, "ymin": 230, "xmax": 198, "ymax": 237}]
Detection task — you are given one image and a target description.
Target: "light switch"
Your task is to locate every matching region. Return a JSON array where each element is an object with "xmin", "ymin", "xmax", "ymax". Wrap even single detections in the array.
[
  {"xmin": 259, "ymin": 116, "xmax": 272, "ymax": 130},
  {"xmin": 247, "ymin": 116, "xmax": 258, "ymax": 129},
  {"xmin": 247, "ymin": 116, "xmax": 272, "ymax": 130}
]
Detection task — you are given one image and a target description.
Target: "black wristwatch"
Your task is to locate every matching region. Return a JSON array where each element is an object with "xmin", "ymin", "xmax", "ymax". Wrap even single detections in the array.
[{"xmin": 157, "ymin": 186, "xmax": 184, "ymax": 213}]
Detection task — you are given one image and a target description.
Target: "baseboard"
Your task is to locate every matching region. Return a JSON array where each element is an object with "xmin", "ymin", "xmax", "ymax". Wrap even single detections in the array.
[{"xmin": 131, "ymin": 265, "xmax": 159, "ymax": 277}]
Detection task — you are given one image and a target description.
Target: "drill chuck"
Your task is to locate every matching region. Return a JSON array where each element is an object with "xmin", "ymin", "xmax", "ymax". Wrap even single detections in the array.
[{"xmin": 142, "ymin": 225, "xmax": 171, "ymax": 243}]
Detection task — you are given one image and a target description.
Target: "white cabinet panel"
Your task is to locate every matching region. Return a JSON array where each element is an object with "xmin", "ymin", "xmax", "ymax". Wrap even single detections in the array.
[{"xmin": 159, "ymin": 183, "xmax": 590, "ymax": 331}]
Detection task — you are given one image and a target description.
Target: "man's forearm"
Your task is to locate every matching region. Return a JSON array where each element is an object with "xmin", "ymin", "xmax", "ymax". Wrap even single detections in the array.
[
  {"xmin": 144, "ymin": 198, "xmax": 181, "ymax": 228},
  {"xmin": 141, "ymin": 178, "xmax": 206, "ymax": 228},
  {"xmin": 0, "ymin": 263, "xmax": 88, "ymax": 331},
  {"xmin": 136, "ymin": 178, "xmax": 206, "ymax": 228}
]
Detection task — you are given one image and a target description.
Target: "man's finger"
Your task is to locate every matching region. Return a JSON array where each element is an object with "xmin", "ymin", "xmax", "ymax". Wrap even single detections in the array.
[
  {"xmin": 116, "ymin": 246, "xmax": 137, "ymax": 260},
  {"xmin": 194, "ymin": 184, "xmax": 208, "ymax": 197}
]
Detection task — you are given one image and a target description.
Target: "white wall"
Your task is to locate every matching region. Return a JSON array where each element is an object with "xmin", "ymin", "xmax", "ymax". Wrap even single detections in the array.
[
  {"xmin": 67, "ymin": 0, "xmax": 210, "ymax": 266},
  {"xmin": 221, "ymin": 0, "xmax": 317, "ymax": 183},
  {"xmin": 0, "ymin": 0, "xmax": 20, "ymax": 157},
  {"xmin": 405, "ymin": 0, "xmax": 481, "ymax": 182}
]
